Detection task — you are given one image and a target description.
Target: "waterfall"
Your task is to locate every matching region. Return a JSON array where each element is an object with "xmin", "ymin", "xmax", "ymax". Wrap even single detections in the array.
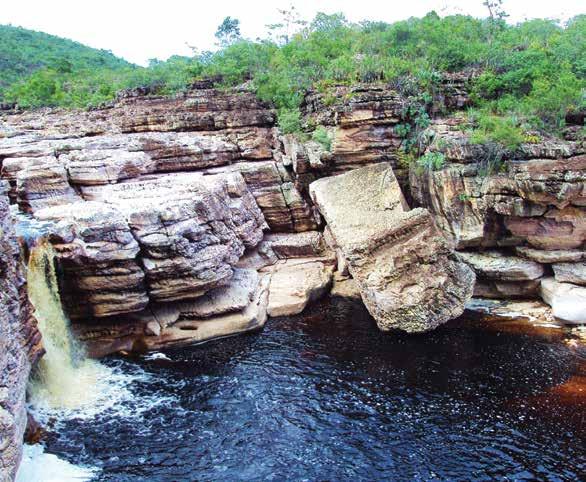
[{"xmin": 26, "ymin": 241, "xmax": 105, "ymax": 410}]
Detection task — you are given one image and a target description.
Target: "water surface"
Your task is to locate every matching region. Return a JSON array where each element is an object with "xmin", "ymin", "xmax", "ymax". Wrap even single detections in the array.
[{"xmin": 34, "ymin": 299, "xmax": 586, "ymax": 481}]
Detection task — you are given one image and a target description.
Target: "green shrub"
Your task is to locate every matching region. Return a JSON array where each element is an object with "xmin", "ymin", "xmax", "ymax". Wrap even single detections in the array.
[
  {"xmin": 312, "ymin": 126, "xmax": 332, "ymax": 151},
  {"xmin": 278, "ymin": 108, "xmax": 302, "ymax": 134},
  {"xmin": 1, "ymin": 10, "xmax": 584, "ymax": 140},
  {"xmin": 469, "ymin": 113, "xmax": 524, "ymax": 150},
  {"xmin": 417, "ymin": 151, "xmax": 445, "ymax": 171}
]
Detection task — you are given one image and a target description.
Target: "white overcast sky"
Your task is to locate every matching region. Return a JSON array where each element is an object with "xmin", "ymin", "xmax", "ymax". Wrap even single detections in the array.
[{"xmin": 1, "ymin": 1, "xmax": 584, "ymax": 66}]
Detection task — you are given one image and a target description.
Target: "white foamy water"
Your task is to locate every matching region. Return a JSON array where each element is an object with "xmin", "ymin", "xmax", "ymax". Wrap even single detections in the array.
[
  {"xmin": 17, "ymin": 444, "xmax": 99, "ymax": 482},
  {"xmin": 143, "ymin": 351, "xmax": 173, "ymax": 361}
]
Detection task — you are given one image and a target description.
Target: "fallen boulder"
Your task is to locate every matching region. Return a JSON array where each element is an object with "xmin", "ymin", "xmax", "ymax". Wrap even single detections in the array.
[{"xmin": 309, "ymin": 163, "xmax": 475, "ymax": 332}]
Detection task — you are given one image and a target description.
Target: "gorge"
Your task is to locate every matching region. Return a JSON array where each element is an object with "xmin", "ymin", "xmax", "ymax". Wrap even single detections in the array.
[{"xmin": 0, "ymin": 70, "xmax": 584, "ymax": 480}]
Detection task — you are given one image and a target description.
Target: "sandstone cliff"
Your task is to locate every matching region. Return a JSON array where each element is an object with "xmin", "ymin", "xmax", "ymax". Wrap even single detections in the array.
[{"xmin": 0, "ymin": 182, "xmax": 42, "ymax": 481}]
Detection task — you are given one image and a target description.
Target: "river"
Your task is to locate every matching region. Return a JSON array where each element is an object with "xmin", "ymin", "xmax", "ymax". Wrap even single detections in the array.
[{"xmin": 21, "ymin": 298, "xmax": 586, "ymax": 481}]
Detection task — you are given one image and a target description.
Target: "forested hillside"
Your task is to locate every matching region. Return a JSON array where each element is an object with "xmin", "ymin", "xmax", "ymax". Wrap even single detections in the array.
[
  {"xmin": 0, "ymin": 25, "xmax": 133, "ymax": 93},
  {"xmin": 1, "ymin": 11, "xmax": 584, "ymax": 145}
]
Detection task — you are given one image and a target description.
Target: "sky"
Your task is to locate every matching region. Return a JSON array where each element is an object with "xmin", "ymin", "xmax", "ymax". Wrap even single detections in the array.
[{"xmin": 1, "ymin": 0, "xmax": 584, "ymax": 66}]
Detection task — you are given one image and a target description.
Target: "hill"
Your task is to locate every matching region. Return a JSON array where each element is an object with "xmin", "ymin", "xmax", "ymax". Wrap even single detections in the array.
[{"xmin": 0, "ymin": 24, "xmax": 133, "ymax": 94}]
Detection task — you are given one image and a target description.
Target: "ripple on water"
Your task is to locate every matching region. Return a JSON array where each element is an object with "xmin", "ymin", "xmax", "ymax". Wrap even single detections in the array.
[{"xmin": 29, "ymin": 299, "xmax": 586, "ymax": 481}]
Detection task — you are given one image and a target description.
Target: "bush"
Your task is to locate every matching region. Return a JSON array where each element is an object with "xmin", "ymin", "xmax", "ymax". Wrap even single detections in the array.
[
  {"xmin": 469, "ymin": 113, "xmax": 524, "ymax": 150},
  {"xmin": 417, "ymin": 151, "xmax": 445, "ymax": 171},
  {"xmin": 1, "ymin": 10, "xmax": 584, "ymax": 143},
  {"xmin": 278, "ymin": 108, "xmax": 302, "ymax": 134},
  {"xmin": 312, "ymin": 126, "xmax": 332, "ymax": 151}
]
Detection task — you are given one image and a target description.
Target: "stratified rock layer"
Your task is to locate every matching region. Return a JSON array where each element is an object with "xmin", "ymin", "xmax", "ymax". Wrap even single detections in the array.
[
  {"xmin": 310, "ymin": 163, "xmax": 475, "ymax": 332},
  {"xmin": 0, "ymin": 183, "xmax": 42, "ymax": 480},
  {"xmin": 409, "ymin": 116, "xmax": 585, "ymax": 320}
]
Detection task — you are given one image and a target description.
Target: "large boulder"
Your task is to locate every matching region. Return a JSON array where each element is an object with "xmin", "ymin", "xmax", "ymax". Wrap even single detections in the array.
[{"xmin": 309, "ymin": 163, "xmax": 475, "ymax": 332}]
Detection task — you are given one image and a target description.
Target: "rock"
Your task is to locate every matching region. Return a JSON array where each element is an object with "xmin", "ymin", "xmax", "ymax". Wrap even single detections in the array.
[
  {"xmin": 540, "ymin": 277, "xmax": 586, "ymax": 324},
  {"xmin": 235, "ymin": 242, "xmax": 278, "ymax": 271},
  {"xmin": 515, "ymin": 246, "xmax": 585, "ymax": 263},
  {"xmin": 505, "ymin": 207, "xmax": 586, "ymax": 250},
  {"xmin": 177, "ymin": 268, "xmax": 259, "ymax": 318},
  {"xmin": 0, "ymin": 183, "xmax": 42, "ymax": 479},
  {"xmin": 458, "ymin": 251, "xmax": 544, "ymax": 281},
  {"xmin": 208, "ymin": 160, "xmax": 318, "ymax": 233},
  {"xmin": 34, "ymin": 171, "xmax": 266, "ymax": 318},
  {"xmin": 266, "ymin": 231, "xmax": 328, "ymax": 259},
  {"xmin": 145, "ymin": 321, "xmax": 162, "ymax": 337},
  {"xmin": 473, "ymin": 279, "xmax": 541, "ymax": 299},
  {"xmin": 24, "ymin": 411, "xmax": 43, "ymax": 445},
  {"xmin": 309, "ymin": 163, "xmax": 475, "ymax": 332},
  {"xmin": 409, "ymin": 118, "xmax": 585, "ymax": 252},
  {"xmin": 76, "ymin": 274, "xmax": 271, "ymax": 357},
  {"xmin": 15, "ymin": 157, "xmax": 81, "ymax": 213},
  {"xmin": 266, "ymin": 258, "xmax": 334, "ymax": 317},
  {"xmin": 330, "ymin": 272, "xmax": 362, "ymax": 300},
  {"xmin": 552, "ymin": 262, "xmax": 586, "ymax": 286},
  {"xmin": 466, "ymin": 298, "xmax": 557, "ymax": 324}
]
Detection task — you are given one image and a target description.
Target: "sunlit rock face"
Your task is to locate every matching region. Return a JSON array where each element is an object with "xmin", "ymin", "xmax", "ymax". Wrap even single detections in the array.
[
  {"xmin": 298, "ymin": 72, "xmax": 476, "ymax": 194},
  {"xmin": 0, "ymin": 82, "xmax": 325, "ymax": 356},
  {"xmin": 310, "ymin": 163, "xmax": 475, "ymax": 333},
  {"xmin": 0, "ymin": 85, "xmax": 316, "ymax": 233},
  {"xmin": 0, "ymin": 183, "xmax": 43, "ymax": 480}
]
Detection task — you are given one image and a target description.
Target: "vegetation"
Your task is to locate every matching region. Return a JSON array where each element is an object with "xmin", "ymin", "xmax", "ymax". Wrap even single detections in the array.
[
  {"xmin": 312, "ymin": 126, "xmax": 332, "ymax": 151},
  {"xmin": 416, "ymin": 152, "xmax": 446, "ymax": 172},
  {"xmin": 0, "ymin": 25, "xmax": 131, "ymax": 92},
  {"xmin": 1, "ymin": 10, "xmax": 584, "ymax": 148}
]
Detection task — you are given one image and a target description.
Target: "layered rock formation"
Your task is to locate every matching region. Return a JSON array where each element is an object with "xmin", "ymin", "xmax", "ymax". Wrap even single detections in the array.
[
  {"xmin": 0, "ymin": 84, "xmax": 326, "ymax": 357},
  {"xmin": 0, "ymin": 183, "xmax": 42, "ymax": 481},
  {"xmin": 409, "ymin": 117, "xmax": 585, "ymax": 322},
  {"xmin": 1, "ymin": 74, "xmax": 582, "ymax": 368},
  {"xmin": 310, "ymin": 163, "xmax": 475, "ymax": 332}
]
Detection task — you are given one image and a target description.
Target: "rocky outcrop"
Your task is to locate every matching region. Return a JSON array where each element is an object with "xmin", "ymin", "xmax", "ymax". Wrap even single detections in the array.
[
  {"xmin": 409, "ymin": 117, "xmax": 585, "ymax": 323},
  {"xmin": 458, "ymin": 251, "xmax": 544, "ymax": 299},
  {"xmin": 299, "ymin": 73, "xmax": 476, "ymax": 193},
  {"xmin": 0, "ymin": 87, "xmax": 316, "ymax": 233},
  {"xmin": 0, "ymin": 183, "xmax": 43, "ymax": 480},
  {"xmin": 0, "ymin": 83, "xmax": 322, "ymax": 355},
  {"xmin": 32, "ymin": 171, "xmax": 265, "ymax": 320},
  {"xmin": 310, "ymin": 163, "xmax": 475, "ymax": 332},
  {"xmin": 76, "ymin": 270, "xmax": 271, "ymax": 357}
]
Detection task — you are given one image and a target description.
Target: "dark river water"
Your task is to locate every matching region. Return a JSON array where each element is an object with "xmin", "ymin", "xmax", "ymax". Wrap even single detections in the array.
[{"xmin": 34, "ymin": 299, "xmax": 586, "ymax": 481}]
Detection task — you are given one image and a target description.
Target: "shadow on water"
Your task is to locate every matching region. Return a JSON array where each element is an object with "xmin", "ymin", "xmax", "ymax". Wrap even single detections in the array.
[{"xmin": 37, "ymin": 298, "xmax": 586, "ymax": 481}]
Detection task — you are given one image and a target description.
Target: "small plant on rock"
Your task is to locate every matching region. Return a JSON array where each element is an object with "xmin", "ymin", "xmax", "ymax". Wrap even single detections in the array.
[
  {"xmin": 312, "ymin": 126, "xmax": 332, "ymax": 151},
  {"xmin": 416, "ymin": 151, "xmax": 445, "ymax": 172}
]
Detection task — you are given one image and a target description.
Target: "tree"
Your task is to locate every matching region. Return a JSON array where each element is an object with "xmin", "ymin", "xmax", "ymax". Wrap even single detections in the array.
[
  {"xmin": 266, "ymin": 6, "xmax": 307, "ymax": 44},
  {"xmin": 215, "ymin": 17, "xmax": 241, "ymax": 47}
]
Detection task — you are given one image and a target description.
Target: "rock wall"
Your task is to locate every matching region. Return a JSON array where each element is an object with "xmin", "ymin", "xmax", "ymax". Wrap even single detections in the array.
[
  {"xmin": 2, "ymin": 73, "xmax": 581, "ymax": 362},
  {"xmin": 409, "ymin": 117, "xmax": 585, "ymax": 322},
  {"xmin": 0, "ymin": 83, "xmax": 324, "ymax": 355},
  {"xmin": 0, "ymin": 182, "xmax": 43, "ymax": 481}
]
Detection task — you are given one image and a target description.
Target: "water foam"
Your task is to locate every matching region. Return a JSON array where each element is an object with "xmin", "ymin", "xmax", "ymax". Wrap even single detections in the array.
[{"xmin": 17, "ymin": 444, "xmax": 99, "ymax": 482}]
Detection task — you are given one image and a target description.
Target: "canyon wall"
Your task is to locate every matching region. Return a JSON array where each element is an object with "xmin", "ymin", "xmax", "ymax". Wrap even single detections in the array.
[
  {"xmin": 0, "ymin": 74, "xmax": 583, "ymax": 361},
  {"xmin": 0, "ymin": 83, "xmax": 326, "ymax": 356},
  {"xmin": 0, "ymin": 183, "xmax": 42, "ymax": 481},
  {"xmin": 409, "ymin": 117, "xmax": 585, "ymax": 322}
]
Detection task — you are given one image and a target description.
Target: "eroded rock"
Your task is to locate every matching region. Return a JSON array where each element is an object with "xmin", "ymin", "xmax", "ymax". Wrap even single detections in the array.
[
  {"xmin": 265, "ymin": 258, "xmax": 334, "ymax": 317},
  {"xmin": 309, "ymin": 163, "xmax": 475, "ymax": 332}
]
